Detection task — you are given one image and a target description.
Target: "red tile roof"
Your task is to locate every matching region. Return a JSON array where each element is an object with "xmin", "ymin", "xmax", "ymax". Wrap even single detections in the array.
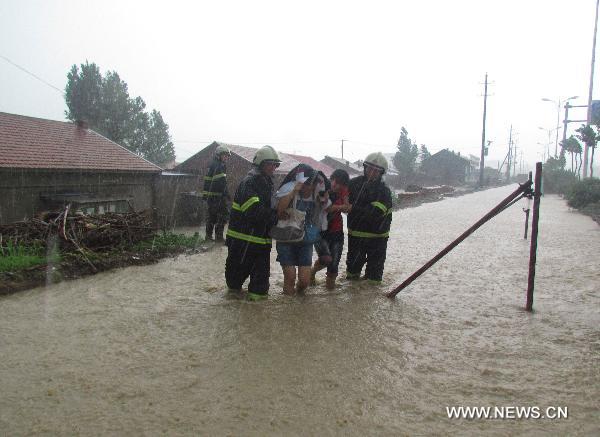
[
  {"xmin": 284, "ymin": 153, "xmax": 334, "ymax": 177},
  {"xmin": 0, "ymin": 112, "xmax": 161, "ymax": 172}
]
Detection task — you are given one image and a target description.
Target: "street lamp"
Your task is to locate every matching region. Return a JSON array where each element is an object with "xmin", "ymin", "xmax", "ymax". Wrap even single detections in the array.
[
  {"xmin": 541, "ymin": 96, "xmax": 579, "ymax": 156},
  {"xmin": 537, "ymin": 126, "xmax": 554, "ymax": 160},
  {"xmin": 536, "ymin": 142, "xmax": 548, "ymax": 162}
]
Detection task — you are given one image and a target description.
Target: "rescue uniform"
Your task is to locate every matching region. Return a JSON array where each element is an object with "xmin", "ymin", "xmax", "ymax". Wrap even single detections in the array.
[
  {"xmin": 203, "ymin": 157, "xmax": 230, "ymax": 240},
  {"xmin": 225, "ymin": 168, "xmax": 278, "ymax": 295},
  {"xmin": 346, "ymin": 175, "xmax": 393, "ymax": 282}
]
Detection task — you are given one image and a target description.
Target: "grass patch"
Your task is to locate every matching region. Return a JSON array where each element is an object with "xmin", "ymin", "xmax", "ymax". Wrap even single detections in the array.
[{"xmin": 0, "ymin": 241, "xmax": 60, "ymax": 272}]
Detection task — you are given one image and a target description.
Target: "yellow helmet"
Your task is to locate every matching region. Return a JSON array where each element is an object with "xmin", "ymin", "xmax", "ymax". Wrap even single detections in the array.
[
  {"xmin": 253, "ymin": 145, "xmax": 281, "ymax": 166},
  {"xmin": 363, "ymin": 152, "xmax": 388, "ymax": 174},
  {"xmin": 215, "ymin": 145, "xmax": 231, "ymax": 156}
]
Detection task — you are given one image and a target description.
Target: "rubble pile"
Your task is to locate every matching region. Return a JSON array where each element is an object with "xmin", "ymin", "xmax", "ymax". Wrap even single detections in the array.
[{"xmin": 0, "ymin": 206, "xmax": 156, "ymax": 252}]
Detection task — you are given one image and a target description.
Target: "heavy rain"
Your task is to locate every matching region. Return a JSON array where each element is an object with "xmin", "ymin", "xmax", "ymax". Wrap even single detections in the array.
[{"xmin": 2, "ymin": 1, "xmax": 600, "ymax": 435}]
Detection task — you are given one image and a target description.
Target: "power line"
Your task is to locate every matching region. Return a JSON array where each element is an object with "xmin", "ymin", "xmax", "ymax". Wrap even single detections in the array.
[{"xmin": 0, "ymin": 53, "xmax": 64, "ymax": 96}]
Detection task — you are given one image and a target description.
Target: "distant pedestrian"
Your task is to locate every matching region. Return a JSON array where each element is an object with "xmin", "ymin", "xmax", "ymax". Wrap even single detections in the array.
[
  {"xmin": 311, "ymin": 169, "xmax": 350, "ymax": 289},
  {"xmin": 346, "ymin": 152, "xmax": 393, "ymax": 284},
  {"xmin": 225, "ymin": 145, "xmax": 281, "ymax": 300},
  {"xmin": 203, "ymin": 144, "xmax": 231, "ymax": 241}
]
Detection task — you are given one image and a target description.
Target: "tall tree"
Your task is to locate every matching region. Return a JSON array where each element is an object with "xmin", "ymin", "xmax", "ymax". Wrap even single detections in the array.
[
  {"xmin": 393, "ymin": 127, "xmax": 418, "ymax": 185},
  {"xmin": 64, "ymin": 62, "xmax": 175, "ymax": 166},
  {"xmin": 419, "ymin": 144, "xmax": 431, "ymax": 161},
  {"xmin": 560, "ymin": 135, "xmax": 582, "ymax": 173},
  {"xmin": 65, "ymin": 62, "xmax": 103, "ymax": 129},
  {"xmin": 576, "ymin": 124, "xmax": 598, "ymax": 178},
  {"xmin": 144, "ymin": 110, "xmax": 175, "ymax": 166},
  {"xmin": 100, "ymin": 71, "xmax": 134, "ymax": 146}
]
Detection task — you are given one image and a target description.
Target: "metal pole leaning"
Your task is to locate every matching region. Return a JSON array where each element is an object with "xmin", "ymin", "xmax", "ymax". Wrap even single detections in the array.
[
  {"xmin": 526, "ymin": 162, "xmax": 543, "ymax": 311},
  {"xmin": 523, "ymin": 171, "xmax": 533, "ymax": 239},
  {"xmin": 386, "ymin": 181, "xmax": 532, "ymax": 298}
]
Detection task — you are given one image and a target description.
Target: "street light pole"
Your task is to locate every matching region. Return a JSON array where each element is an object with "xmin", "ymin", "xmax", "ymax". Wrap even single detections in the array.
[
  {"xmin": 542, "ymin": 96, "xmax": 578, "ymax": 155},
  {"xmin": 479, "ymin": 73, "xmax": 489, "ymax": 187},
  {"xmin": 584, "ymin": 0, "xmax": 600, "ymax": 178},
  {"xmin": 538, "ymin": 127, "xmax": 553, "ymax": 160}
]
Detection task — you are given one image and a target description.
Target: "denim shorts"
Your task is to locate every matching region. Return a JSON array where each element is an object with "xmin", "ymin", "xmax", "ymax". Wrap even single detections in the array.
[{"xmin": 276, "ymin": 242, "xmax": 314, "ymax": 267}]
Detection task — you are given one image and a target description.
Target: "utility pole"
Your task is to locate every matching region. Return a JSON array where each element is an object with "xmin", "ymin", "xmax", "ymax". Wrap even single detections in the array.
[
  {"xmin": 479, "ymin": 73, "xmax": 489, "ymax": 187},
  {"xmin": 513, "ymin": 143, "xmax": 518, "ymax": 177},
  {"xmin": 506, "ymin": 125, "xmax": 513, "ymax": 182},
  {"xmin": 341, "ymin": 139, "xmax": 346, "ymax": 159},
  {"xmin": 584, "ymin": 0, "xmax": 600, "ymax": 178},
  {"xmin": 520, "ymin": 150, "xmax": 524, "ymax": 174},
  {"xmin": 562, "ymin": 103, "xmax": 571, "ymax": 146}
]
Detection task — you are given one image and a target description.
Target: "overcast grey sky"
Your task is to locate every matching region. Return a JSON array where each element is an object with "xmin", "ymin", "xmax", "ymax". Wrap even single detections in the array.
[{"xmin": 1, "ymin": 0, "xmax": 598, "ymax": 172}]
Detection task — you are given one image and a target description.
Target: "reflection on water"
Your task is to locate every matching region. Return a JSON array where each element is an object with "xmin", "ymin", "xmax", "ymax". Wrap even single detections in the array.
[{"xmin": 1, "ymin": 186, "xmax": 598, "ymax": 435}]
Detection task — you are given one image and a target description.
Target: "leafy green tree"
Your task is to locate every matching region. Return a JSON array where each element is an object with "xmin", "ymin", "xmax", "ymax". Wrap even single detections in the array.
[
  {"xmin": 560, "ymin": 135, "xmax": 582, "ymax": 174},
  {"xmin": 144, "ymin": 110, "xmax": 175, "ymax": 166},
  {"xmin": 64, "ymin": 62, "xmax": 175, "ymax": 166},
  {"xmin": 576, "ymin": 124, "xmax": 598, "ymax": 178},
  {"xmin": 100, "ymin": 71, "xmax": 134, "ymax": 146},
  {"xmin": 419, "ymin": 144, "xmax": 431, "ymax": 162},
  {"xmin": 543, "ymin": 153, "xmax": 576, "ymax": 194},
  {"xmin": 393, "ymin": 127, "xmax": 418, "ymax": 184},
  {"xmin": 127, "ymin": 97, "xmax": 150, "ymax": 155},
  {"xmin": 65, "ymin": 62, "xmax": 103, "ymax": 129}
]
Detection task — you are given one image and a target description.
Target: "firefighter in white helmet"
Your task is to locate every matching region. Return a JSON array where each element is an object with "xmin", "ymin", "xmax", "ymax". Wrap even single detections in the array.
[
  {"xmin": 202, "ymin": 144, "xmax": 232, "ymax": 241},
  {"xmin": 225, "ymin": 145, "xmax": 281, "ymax": 300},
  {"xmin": 346, "ymin": 152, "xmax": 393, "ymax": 284}
]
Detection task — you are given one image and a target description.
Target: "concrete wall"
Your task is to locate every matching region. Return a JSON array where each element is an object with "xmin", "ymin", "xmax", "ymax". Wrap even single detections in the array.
[
  {"xmin": 0, "ymin": 169, "xmax": 158, "ymax": 224},
  {"xmin": 153, "ymin": 173, "xmax": 199, "ymax": 228}
]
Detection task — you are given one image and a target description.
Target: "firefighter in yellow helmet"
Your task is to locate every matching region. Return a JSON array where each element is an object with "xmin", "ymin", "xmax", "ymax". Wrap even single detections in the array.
[
  {"xmin": 203, "ymin": 144, "xmax": 232, "ymax": 241},
  {"xmin": 225, "ymin": 145, "xmax": 281, "ymax": 300},
  {"xmin": 346, "ymin": 152, "xmax": 393, "ymax": 284}
]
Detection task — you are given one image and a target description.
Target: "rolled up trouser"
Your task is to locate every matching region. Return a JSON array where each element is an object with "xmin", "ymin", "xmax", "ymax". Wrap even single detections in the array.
[{"xmin": 346, "ymin": 236, "xmax": 388, "ymax": 282}]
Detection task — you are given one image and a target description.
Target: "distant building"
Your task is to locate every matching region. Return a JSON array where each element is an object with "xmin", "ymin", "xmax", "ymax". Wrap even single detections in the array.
[
  {"xmin": 320, "ymin": 156, "xmax": 362, "ymax": 177},
  {"xmin": 176, "ymin": 142, "xmax": 336, "ymax": 196},
  {"xmin": 467, "ymin": 154, "xmax": 481, "ymax": 182},
  {"xmin": 285, "ymin": 153, "xmax": 334, "ymax": 177},
  {"xmin": 419, "ymin": 149, "xmax": 472, "ymax": 185},
  {"xmin": 0, "ymin": 112, "xmax": 166, "ymax": 225}
]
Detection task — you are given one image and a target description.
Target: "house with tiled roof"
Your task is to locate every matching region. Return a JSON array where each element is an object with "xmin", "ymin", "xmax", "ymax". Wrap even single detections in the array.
[
  {"xmin": 320, "ymin": 155, "xmax": 362, "ymax": 177},
  {"xmin": 0, "ymin": 112, "xmax": 165, "ymax": 224},
  {"xmin": 175, "ymin": 142, "xmax": 335, "ymax": 195}
]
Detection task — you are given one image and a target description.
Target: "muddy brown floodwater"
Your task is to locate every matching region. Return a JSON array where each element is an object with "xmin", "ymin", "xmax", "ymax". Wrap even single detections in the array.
[{"xmin": 1, "ymin": 185, "xmax": 598, "ymax": 435}]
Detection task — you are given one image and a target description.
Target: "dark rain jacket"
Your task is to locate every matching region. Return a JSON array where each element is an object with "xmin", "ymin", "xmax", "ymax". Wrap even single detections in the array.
[
  {"xmin": 202, "ymin": 157, "xmax": 229, "ymax": 203},
  {"xmin": 226, "ymin": 168, "xmax": 278, "ymax": 251},
  {"xmin": 347, "ymin": 175, "xmax": 393, "ymax": 238}
]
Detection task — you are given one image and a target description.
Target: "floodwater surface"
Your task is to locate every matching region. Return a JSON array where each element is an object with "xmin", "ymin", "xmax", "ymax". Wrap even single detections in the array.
[{"xmin": 1, "ymin": 185, "xmax": 598, "ymax": 435}]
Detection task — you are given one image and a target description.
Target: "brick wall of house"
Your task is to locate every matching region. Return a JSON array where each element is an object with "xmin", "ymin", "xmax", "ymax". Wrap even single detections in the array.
[{"xmin": 0, "ymin": 169, "xmax": 157, "ymax": 224}]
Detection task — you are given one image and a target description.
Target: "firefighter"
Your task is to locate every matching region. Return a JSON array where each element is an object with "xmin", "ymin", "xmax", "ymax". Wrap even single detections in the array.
[
  {"xmin": 225, "ymin": 145, "xmax": 281, "ymax": 300},
  {"xmin": 346, "ymin": 152, "xmax": 393, "ymax": 284},
  {"xmin": 203, "ymin": 144, "xmax": 232, "ymax": 241}
]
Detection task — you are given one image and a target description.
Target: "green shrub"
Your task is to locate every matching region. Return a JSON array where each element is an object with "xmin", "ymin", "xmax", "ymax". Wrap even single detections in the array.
[
  {"xmin": 0, "ymin": 241, "xmax": 60, "ymax": 272},
  {"xmin": 566, "ymin": 178, "xmax": 600, "ymax": 209},
  {"xmin": 543, "ymin": 169, "xmax": 578, "ymax": 195}
]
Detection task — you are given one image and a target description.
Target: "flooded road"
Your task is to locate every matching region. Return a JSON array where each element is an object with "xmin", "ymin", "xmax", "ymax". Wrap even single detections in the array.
[{"xmin": 1, "ymin": 185, "xmax": 598, "ymax": 435}]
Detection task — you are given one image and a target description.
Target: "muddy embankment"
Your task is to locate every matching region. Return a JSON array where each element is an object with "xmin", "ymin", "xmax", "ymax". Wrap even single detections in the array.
[
  {"xmin": 396, "ymin": 184, "xmax": 487, "ymax": 209},
  {"xmin": 0, "ymin": 245, "xmax": 211, "ymax": 296}
]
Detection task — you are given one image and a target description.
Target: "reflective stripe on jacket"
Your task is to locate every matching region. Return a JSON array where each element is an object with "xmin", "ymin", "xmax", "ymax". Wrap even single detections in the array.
[
  {"xmin": 347, "ymin": 175, "xmax": 392, "ymax": 238},
  {"xmin": 203, "ymin": 158, "xmax": 229, "ymax": 199},
  {"xmin": 226, "ymin": 168, "xmax": 277, "ymax": 249}
]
